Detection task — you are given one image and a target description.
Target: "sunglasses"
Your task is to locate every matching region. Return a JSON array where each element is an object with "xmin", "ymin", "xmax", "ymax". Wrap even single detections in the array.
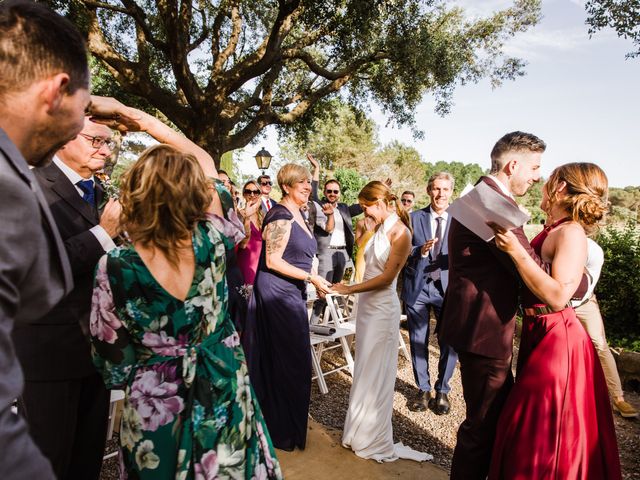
[
  {"xmin": 401, "ymin": 198, "xmax": 413, "ymax": 204},
  {"xmin": 325, "ymin": 189, "xmax": 340, "ymax": 194},
  {"xmin": 261, "ymin": 181, "xmax": 272, "ymax": 186},
  {"xmin": 243, "ymin": 189, "xmax": 261, "ymax": 196}
]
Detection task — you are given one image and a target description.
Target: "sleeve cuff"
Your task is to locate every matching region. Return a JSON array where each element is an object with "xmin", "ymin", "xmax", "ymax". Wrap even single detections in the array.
[{"xmin": 90, "ymin": 225, "xmax": 117, "ymax": 252}]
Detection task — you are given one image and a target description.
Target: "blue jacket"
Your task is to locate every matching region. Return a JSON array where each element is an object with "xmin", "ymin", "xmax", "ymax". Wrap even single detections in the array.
[{"xmin": 401, "ymin": 206, "xmax": 450, "ymax": 307}]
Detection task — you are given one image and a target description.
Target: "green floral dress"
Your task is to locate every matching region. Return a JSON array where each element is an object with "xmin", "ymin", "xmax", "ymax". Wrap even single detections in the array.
[{"xmin": 90, "ymin": 184, "xmax": 282, "ymax": 480}]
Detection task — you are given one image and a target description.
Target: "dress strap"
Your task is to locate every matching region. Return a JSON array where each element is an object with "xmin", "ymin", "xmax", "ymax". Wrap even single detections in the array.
[{"xmin": 544, "ymin": 217, "xmax": 571, "ymax": 231}]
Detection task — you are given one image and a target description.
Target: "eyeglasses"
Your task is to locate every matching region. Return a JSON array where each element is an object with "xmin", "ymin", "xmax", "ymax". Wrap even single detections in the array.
[
  {"xmin": 325, "ymin": 189, "xmax": 340, "ymax": 194},
  {"xmin": 78, "ymin": 133, "xmax": 116, "ymax": 150},
  {"xmin": 401, "ymin": 198, "xmax": 413, "ymax": 204},
  {"xmin": 261, "ymin": 181, "xmax": 272, "ymax": 186},
  {"xmin": 243, "ymin": 189, "xmax": 261, "ymax": 196}
]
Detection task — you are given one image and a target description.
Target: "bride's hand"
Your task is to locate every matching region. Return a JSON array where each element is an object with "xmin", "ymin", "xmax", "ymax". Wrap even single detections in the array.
[
  {"xmin": 331, "ymin": 282, "xmax": 352, "ymax": 295},
  {"xmin": 311, "ymin": 275, "xmax": 333, "ymax": 295}
]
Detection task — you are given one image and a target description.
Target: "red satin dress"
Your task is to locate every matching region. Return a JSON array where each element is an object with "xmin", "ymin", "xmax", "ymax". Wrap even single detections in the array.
[{"xmin": 489, "ymin": 219, "xmax": 621, "ymax": 480}]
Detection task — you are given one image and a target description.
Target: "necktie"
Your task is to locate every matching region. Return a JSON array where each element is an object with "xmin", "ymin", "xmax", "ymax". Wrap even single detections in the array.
[
  {"xmin": 429, "ymin": 216, "xmax": 443, "ymax": 281},
  {"xmin": 76, "ymin": 179, "xmax": 95, "ymax": 206},
  {"xmin": 266, "ymin": 199, "xmax": 272, "ymax": 211},
  {"xmin": 432, "ymin": 216, "xmax": 443, "ymax": 258}
]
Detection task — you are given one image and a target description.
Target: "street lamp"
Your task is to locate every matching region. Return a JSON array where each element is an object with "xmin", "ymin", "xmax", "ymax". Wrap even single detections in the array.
[{"xmin": 254, "ymin": 147, "xmax": 272, "ymax": 174}]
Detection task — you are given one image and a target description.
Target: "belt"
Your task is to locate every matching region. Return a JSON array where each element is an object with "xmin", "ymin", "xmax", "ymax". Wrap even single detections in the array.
[
  {"xmin": 328, "ymin": 246, "xmax": 346, "ymax": 250},
  {"xmin": 523, "ymin": 305, "xmax": 558, "ymax": 316}
]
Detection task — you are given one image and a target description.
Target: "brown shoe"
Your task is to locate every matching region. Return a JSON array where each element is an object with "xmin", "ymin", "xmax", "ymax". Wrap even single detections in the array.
[
  {"xmin": 613, "ymin": 400, "xmax": 639, "ymax": 418},
  {"xmin": 408, "ymin": 390, "xmax": 430, "ymax": 412}
]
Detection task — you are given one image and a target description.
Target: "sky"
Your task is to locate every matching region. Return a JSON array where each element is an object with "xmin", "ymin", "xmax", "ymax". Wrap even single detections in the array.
[{"xmin": 236, "ymin": 0, "xmax": 640, "ymax": 188}]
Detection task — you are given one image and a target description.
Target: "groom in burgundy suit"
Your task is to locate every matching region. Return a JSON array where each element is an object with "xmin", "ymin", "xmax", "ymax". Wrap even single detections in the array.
[{"xmin": 438, "ymin": 132, "xmax": 548, "ymax": 480}]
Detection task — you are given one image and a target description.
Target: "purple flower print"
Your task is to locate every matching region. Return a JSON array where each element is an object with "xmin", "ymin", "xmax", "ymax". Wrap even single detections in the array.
[
  {"xmin": 142, "ymin": 331, "xmax": 189, "ymax": 356},
  {"xmin": 130, "ymin": 366, "xmax": 184, "ymax": 431},
  {"xmin": 90, "ymin": 257, "xmax": 122, "ymax": 344},
  {"xmin": 194, "ymin": 450, "xmax": 219, "ymax": 480}
]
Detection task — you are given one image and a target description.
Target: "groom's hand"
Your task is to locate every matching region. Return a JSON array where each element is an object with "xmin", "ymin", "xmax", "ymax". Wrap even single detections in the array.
[{"xmin": 420, "ymin": 238, "xmax": 438, "ymax": 256}]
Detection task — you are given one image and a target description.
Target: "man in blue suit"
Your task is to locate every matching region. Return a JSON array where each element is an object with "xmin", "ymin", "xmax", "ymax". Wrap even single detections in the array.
[{"xmin": 401, "ymin": 172, "xmax": 458, "ymax": 414}]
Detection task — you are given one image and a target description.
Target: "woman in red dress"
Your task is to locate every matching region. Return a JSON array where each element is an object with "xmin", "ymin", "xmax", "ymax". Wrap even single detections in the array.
[{"xmin": 489, "ymin": 163, "xmax": 621, "ymax": 480}]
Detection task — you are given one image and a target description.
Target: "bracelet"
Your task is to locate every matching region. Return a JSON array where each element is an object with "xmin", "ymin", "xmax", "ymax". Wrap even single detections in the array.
[{"xmin": 305, "ymin": 274, "xmax": 312, "ymax": 283}]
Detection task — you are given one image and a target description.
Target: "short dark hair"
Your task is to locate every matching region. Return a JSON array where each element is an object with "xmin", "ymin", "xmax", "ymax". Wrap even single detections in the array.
[
  {"xmin": 0, "ymin": 0, "xmax": 89, "ymax": 96},
  {"xmin": 257, "ymin": 174, "xmax": 271, "ymax": 184},
  {"xmin": 490, "ymin": 131, "xmax": 546, "ymax": 174},
  {"xmin": 324, "ymin": 179, "xmax": 340, "ymax": 189},
  {"xmin": 401, "ymin": 191, "xmax": 415, "ymax": 198}
]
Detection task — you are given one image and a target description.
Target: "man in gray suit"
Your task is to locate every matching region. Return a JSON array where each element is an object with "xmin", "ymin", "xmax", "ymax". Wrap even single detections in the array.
[{"xmin": 0, "ymin": 2, "xmax": 90, "ymax": 478}]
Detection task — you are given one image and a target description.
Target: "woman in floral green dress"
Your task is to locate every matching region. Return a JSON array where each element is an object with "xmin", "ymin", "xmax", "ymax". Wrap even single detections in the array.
[{"xmin": 88, "ymin": 97, "xmax": 282, "ymax": 480}]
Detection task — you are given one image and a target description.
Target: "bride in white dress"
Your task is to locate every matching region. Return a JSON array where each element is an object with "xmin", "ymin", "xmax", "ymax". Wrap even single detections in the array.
[{"xmin": 333, "ymin": 181, "xmax": 433, "ymax": 463}]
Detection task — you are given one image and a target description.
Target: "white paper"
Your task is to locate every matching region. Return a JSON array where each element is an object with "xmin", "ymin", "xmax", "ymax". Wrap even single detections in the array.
[{"xmin": 447, "ymin": 181, "xmax": 530, "ymax": 241}]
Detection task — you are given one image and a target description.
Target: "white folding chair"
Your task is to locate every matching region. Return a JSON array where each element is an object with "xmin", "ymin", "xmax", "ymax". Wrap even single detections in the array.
[
  {"xmin": 308, "ymin": 293, "xmax": 357, "ymax": 394},
  {"xmin": 103, "ymin": 389, "xmax": 125, "ymax": 460}
]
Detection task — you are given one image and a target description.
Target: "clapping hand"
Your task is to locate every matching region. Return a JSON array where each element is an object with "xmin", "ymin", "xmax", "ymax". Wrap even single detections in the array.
[
  {"xmin": 243, "ymin": 197, "xmax": 261, "ymax": 217},
  {"xmin": 420, "ymin": 238, "xmax": 439, "ymax": 256},
  {"xmin": 306, "ymin": 152, "xmax": 319, "ymax": 169},
  {"xmin": 321, "ymin": 202, "xmax": 335, "ymax": 216}
]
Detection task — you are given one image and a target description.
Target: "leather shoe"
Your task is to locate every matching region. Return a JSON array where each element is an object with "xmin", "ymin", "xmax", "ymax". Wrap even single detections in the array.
[
  {"xmin": 430, "ymin": 392, "xmax": 451, "ymax": 415},
  {"xmin": 408, "ymin": 390, "xmax": 430, "ymax": 412}
]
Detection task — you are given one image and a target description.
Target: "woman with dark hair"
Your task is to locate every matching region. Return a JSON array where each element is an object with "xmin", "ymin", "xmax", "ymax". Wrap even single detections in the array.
[
  {"xmin": 237, "ymin": 179, "xmax": 264, "ymax": 286},
  {"xmin": 333, "ymin": 181, "xmax": 431, "ymax": 462},
  {"xmin": 245, "ymin": 163, "xmax": 332, "ymax": 451},
  {"xmin": 488, "ymin": 163, "xmax": 620, "ymax": 479},
  {"xmin": 87, "ymin": 97, "xmax": 282, "ymax": 479}
]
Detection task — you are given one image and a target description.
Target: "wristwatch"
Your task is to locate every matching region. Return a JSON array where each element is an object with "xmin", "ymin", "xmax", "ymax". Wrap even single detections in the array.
[{"xmin": 305, "ymin": 274, "xmax": 312, "ymax": 283}]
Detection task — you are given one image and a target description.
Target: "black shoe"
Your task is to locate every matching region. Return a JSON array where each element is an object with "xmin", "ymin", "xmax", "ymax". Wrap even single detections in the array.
[
  {"xmin": 408, "ymin": 390, "xmax": 430, "ymax": 412},
  {"xmin": 432, "ymin": 392, "xmax": 450, "ymax": 415}
]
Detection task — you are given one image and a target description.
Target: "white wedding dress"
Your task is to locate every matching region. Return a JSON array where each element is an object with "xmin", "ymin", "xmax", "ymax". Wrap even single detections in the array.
[{"xmin": 342, "ymin": 213, "xmax": 433, "ymax": 463}]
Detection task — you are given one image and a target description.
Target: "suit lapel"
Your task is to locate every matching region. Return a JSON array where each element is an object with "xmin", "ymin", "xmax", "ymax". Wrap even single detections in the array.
[
  {"xmin": 419, "ymin": 206, "xmax": 433, "ymax": 241},
  {"xmin": 46, "ymin": 164, "xmax": 100, "ymax": 225},
  {"xmin": 480, "ymin": 176, "xmax": 518, "ymax": 207},
  {"xmin": 0, "ymin": 132, "xmax": 73, "ymax": 293},
  {"xmin": 338, "ymin": 204, "xmax": 350, "ymax": 231}
]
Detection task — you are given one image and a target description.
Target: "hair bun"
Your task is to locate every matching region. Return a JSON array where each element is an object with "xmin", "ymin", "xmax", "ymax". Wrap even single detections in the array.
[{"xmin": 572, "ymin": 192, "xmax": 607, "ymax": 229}]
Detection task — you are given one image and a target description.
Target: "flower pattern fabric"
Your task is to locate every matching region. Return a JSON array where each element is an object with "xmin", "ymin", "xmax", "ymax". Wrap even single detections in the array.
[{"xmin": 90, "ymin": 182, "xmax": 282, "ymax": 480}]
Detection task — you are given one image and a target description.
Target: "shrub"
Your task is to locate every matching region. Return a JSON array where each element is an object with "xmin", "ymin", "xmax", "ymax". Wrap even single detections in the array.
[{"xmin": 595, "ymin": 222, "xmax": 640, "ymax": 352}]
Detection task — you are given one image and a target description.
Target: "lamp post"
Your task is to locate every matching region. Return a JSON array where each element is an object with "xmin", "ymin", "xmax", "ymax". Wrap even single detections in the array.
[{"xmin": 254, "ymin": 147, "xmax": 272, "ymax": 175}]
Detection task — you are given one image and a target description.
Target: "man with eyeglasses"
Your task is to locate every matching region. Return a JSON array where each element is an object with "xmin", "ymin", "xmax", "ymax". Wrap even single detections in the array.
[
  {"xmin": 400, "ymin": 191, "xmax": 416, "ymax": 213},
  {"xmin": 14, "ymin": 117, "xmax": 122, "ymax": 480},
  {"xmin": 257, "ymin": 174, "xmax": 275, "ymax": 213}
]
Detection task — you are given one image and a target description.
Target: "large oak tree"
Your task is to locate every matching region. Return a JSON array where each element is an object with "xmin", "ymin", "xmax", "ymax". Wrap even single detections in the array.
[{"xmin": 49, "ymin": 0, "xmax": 542, "ymax": 166}]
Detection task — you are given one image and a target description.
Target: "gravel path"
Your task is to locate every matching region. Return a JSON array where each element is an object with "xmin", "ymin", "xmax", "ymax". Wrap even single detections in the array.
[
  {"xmin": 308, "ymin": 322, "xmax": 640, "ymax": 479},
  {"xmin": 100, "ymin": 322, "xmax": 640, "ymax": 479}
]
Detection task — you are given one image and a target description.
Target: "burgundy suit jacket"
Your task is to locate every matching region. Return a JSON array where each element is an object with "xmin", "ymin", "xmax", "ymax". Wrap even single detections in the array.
[{"xmin": 437, "ymin": 176, "xmax": 544, "ymax": 360}]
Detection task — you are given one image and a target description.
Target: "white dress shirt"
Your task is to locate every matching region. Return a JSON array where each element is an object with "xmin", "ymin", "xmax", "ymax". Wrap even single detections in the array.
[
  {"xmin": 329, "ymin": 209, "xmax": 347, "ymax": 247},
  {"xmin": 53, "ymin": 156, "xmax": 116, "ymax": 252}
]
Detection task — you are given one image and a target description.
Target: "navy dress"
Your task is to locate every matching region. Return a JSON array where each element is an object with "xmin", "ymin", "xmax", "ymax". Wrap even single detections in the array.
[{"xmin": 245, "ymin": 204, "xmax": 317, "ymax": 451}]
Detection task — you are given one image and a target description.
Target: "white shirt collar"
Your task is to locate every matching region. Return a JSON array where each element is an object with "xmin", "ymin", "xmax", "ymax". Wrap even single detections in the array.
[
  {"xmin": 53, "ymin": 156, "xmax": 94, "ymax": 185},
  {"xmin": 487, "ymin": 175, "xmax": 514, "ymax": 199}
]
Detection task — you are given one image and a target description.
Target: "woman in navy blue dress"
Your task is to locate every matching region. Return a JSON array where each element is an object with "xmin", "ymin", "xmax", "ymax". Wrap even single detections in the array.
[{"xmin": 245, "ymin": 163, "xmax": 332, "ymax": 451}]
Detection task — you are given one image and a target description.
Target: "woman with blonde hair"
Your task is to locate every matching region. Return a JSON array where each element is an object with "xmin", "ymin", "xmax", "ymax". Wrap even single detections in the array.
[
  {"xmin": 237, "ymin": 179, "xmax": 264, "ymax": 286},
  {"xmin": 333, "ymin": 181, "xmax": 432, "ymax": 462},
  {"xmin": 87, "ymin": 97, "xmax": 282, "ymax": 479},
  {"xmin": 488, "ymin": 163, "xmax": 620, "ymax": 479},
  {"xmin": 245, "ymin": 163, "xmax": 332, "ymax": 451}
]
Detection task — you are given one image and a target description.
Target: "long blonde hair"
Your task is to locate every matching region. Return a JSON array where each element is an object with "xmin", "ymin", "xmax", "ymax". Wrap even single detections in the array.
[
  {"xmin": 358, "ymin": 181, "xmax": 412, "ymax": 233},
  {"xmin": 544, "ymin": 162, "xmax": 609, "ymax": 234},
  {"xmin": 119, "ymin": 144, "xmax": 212, "ymax": 267},
  {"xmin": 243, "ymin": 179, "xmax": 264, "ymax": 229}
]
